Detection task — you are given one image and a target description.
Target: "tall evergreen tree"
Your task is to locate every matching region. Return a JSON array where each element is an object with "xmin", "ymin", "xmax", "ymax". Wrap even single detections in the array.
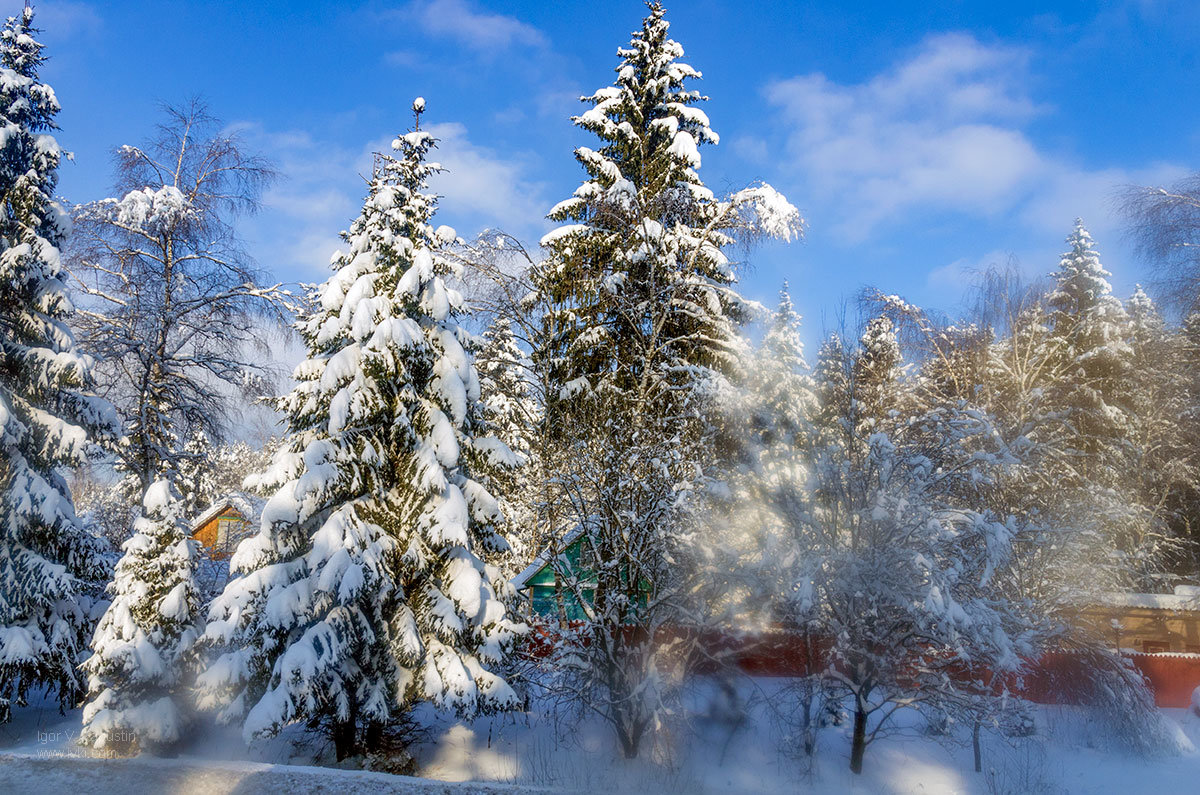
[
  {"xmin": 531, "ymin": 2, "xmax": 801, "ymax": 758},
  {"xmin": 853, "ymin": 314, "xmax": 904, "ymax": 429},
  {"xmin": 197, "ymin": 102, "xmax": 521, "ymax": 760},
  {"xmin": 753, "ymin": 283, "xmax": 813, "ymax": 453},
  {"xmin": 80, "ymin": 476, "xmax": 200, "ymax": 752},
  {"xmin": 474, "ymin": 316, "xmax": 537, "ymax": 568},
  {"xmin": 0, "ymin": 6, "xmax": 117, "ymax": 722},
  {"xmin": 726, "ymin": 284, "xmax": 816, "ymax": 630},
  {"xmin": 1176, "ymin": 311, "xmax": 1200, "ymax": 554},
  {"xmin": 1121, "ymin": 287, "xmax": 1197, "ymax": 575},
  {"xmin": 1036, "ymin": 222, "xmax": 1184, "ymax": 585},
  {"xmin": 1045, "ymin": 220, "xmax": 1133, "ymax": 484},
  {"xmin": 811, "ymin": 332, "xmax": 850, "ymax": 442}
]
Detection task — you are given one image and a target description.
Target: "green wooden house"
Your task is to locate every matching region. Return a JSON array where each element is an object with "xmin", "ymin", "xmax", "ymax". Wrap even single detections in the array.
[
  {"xmin": 512, "ymin": 528, "xmax": 593, "ymax": 620},
  {"xmin": 511, "ymin": 528, "xmax": 649, "ymax": 622}
]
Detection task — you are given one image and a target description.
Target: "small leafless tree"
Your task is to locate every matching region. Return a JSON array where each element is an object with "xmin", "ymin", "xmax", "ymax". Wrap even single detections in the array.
[
  {"xmin": 1120, "ymin": 173, "xmax": 1200, "ymax": 314},
  {"xmin": 68, "ymin": 99, "xmax": 291, "ymax": 494}
]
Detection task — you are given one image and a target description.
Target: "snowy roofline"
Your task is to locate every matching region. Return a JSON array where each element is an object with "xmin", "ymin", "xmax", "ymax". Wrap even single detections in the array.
[
  {"xmin": 511, "ymin": 526, "xmax": 584, "ymax": 590},
  {"xmin": 190, "ymin": 492, "xmax": 265, "ymax": 531},
  {"xmin": 1083, "ymin": 587, "xmax": 1200, "ymax": 612}
]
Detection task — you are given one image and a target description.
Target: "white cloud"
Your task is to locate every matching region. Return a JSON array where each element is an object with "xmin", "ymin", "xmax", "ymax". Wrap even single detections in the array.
[
  {"xmin": 1018, "ymin": 161, "xmax": 1189, "ymax": 241},
  {"xmin": 383, "ymin": 50, "xmax": 421, "ymax": 68},
  {"xmin": 34, "ymin": 1, "xmax": 102, "ymax": 39},
  {"xmin": 766, "ymin": 34, "xmax": 1044, "ymax": 238},
  {"xmin": 231, "ymin": 120, "xmax": 548, "ymax": 283},
  {"xmin": 926, "ymin": 249, "xmax": 1020, "ymax": 293},
  {"xmin": 396, "ymin": 0, "xmax": 544, "ymax": 53},
  {"xmin": 732, "ymin": 134, "xmax": 769, "ymax": 164},
  {"xmin": 424, "ymin": 121, "xmax": 550, "ymax": 240},
  {"xmin": 230, "ymin": 124, "xmax": 374, "ymax": 281},
  {"xmin": 765, "ymin": 31, "xmax": 1190, "ymax": 262}
]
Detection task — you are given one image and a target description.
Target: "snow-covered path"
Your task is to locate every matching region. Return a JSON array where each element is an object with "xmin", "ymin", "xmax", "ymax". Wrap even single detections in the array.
[{"xmin": 0, "ymin": 753, "xmax": 537, "ymax": 795}]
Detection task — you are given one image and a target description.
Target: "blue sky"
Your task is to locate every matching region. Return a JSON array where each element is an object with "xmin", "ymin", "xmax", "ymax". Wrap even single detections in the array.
[{"xmin": 27, "ymin": 0, "xmax": 1200, "ymax": 341}]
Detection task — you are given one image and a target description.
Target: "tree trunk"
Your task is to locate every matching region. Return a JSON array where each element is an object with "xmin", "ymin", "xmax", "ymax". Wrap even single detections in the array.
[
  {"xmin": 973, "ymin": 720, "xmax": 982, "ymax": 773},
  {"xmin": 849, "ymin": 702, "xmax": 868, "ymax": 774},
  {"xmin": 334, "ymin": 699, "xmax": 360, "ymax": 761},
  {"xmin": 365, "ymin": 720, "xmax": 384, "ymax": 755},
  {"xmin": 553, "ymin": 565, "xmax": 568, "ymax": 628},
  {"xmin": 333, "ymin": 719, "xmax": 357, "ymax": 761},
  {"xmin": 801, "ymin": 687, "xmax": 815, "ymax": 756},
  {"xmin": 619, "ymin": 726, "xmax": 640, "ymax": 759}
]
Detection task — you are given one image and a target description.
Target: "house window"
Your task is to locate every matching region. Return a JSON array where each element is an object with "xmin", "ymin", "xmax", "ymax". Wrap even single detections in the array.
[{"xmin": 1141, "ymin": 640, "xmax": 1169, "ymax": 654}]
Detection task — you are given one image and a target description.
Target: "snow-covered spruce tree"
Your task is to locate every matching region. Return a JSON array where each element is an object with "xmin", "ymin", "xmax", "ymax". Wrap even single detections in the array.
[
  {"xmin": 957, "ymin": 229, "xmax": 1143, "ymax": 599},
  {"xmin": 532, "ymin": 2, "xmax": 801, "ymax": 759},
  {"xmin": 1172, "ymin": 311, "xmax": 1200, "ymax": 556},
  {"xmin": 474, "ymin": 316, "xmax": 538, "ymax": 571},
  {"xmin": 80, "ymin": 476, "xmax": 200, "ymax": 753},
  {"xmin": 749, "ymin": 284, "xmax": 814, "ymax": 482},
  {"xmin": 729, "ymin": 284, "xmax": 827, "ymax": 755},
  {"xmin": 810, "ymin": 332, "xmax": 851, "ymax": 444},
  {"xmin": 176, "ymin": 427, "xmax": 219, "ymax": 519},
  {"xmin": 0, "ymin": 6, "xmax": 118, "ymax": 723},
  {"xmin": 1039, "ymin": 222, "xmax": 1183, "ymax": 587},
  {"xmin": 1121, "ymin": 287, "xmax": 1197, "ymax": 573},
  {"xmin": 728, "ymin": 284, "xmax": 816, "ymax": 624},
  {"xmin": 197, "ymin": 102, "xmax": 522, "ymax": 761},
  {"xmin": 852, "ymin": 314, "xmax": 904, "ymax": 425},
  {"xmin": 1045, "ymin": 220, "xmax": 1133, "ymax": 484}
]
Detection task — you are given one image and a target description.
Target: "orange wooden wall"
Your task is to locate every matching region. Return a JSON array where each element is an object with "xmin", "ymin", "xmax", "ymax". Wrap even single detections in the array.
[{"xmin": 191, "ymin": 508, "xmax": 243, "ymax": 556}]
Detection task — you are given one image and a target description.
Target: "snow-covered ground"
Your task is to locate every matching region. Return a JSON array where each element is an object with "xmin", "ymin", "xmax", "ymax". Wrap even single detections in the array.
[
  {"xmin": 0, "ymin": 754, "xmax": 533, "ymax": 794},
  {"xmin": 3, "ymin": 679, "xmax": 1200, "ymax": 794}
]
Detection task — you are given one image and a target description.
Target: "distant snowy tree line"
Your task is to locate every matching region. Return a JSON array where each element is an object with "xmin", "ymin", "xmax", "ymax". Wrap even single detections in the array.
[{"xmin": 1, "ymin": 0, "xmax": 1198, "ymax": 776}]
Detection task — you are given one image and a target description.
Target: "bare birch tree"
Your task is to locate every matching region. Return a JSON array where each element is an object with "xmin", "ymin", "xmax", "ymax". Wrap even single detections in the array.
[{"xmin": 67, "ymin": 100, "xmax": 290, "ymax": 497}]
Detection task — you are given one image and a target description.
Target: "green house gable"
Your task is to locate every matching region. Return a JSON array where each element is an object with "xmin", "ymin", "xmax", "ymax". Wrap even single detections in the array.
[
  {"xmin": 519, "ymin": 536, "xmax": 595, "ymax": 621},
  {"xmin": 514, "ymin": 533, "xmax": 649, "ymax": 622}
]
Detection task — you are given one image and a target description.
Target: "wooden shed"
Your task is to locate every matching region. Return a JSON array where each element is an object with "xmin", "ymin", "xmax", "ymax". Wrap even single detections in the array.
[
  {"xmin": 190, "ymin": 493, "xmax": 262, "ymax": 560},
  {"xmin": 1078, "ymin": 586, "xmax": 1200, "ymax": 654}
]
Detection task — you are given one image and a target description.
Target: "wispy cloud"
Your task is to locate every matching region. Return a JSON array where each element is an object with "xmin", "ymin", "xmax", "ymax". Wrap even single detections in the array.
[
  {"xmin": 232, "ymin": 119, "xmax": 549, "ymax": 284},
  {"xmin": 766, "ymin": 34, "xmax": 1043, "ymax": 238},
  {"xmin": 34, "ymin": 0, "xmax": 103, "ymax": 39},
  {"xmin": 389, "ymin": 0, "xmax": 544, "ymax": 54},
  {"xmin": 926, "ymin": 249, "xmax": 1022, "ymax": 293},
  {"xmin": 424, "ymin": 120, "xmax": 550, "ymax": 241},
  {"xmin": 230, "ymin": 123, "xmax": 375, "ymax": 282},
  {"xmin": 765, "ymin": 29, "xmax": 1190, "ymax": 269}
]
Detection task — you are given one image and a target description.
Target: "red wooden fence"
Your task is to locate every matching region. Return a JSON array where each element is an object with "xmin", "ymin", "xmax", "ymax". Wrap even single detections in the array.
[
  {"xmin": 520, "ymin": 625, "xmax": 1200, "ymax": 708},
  {"xmin": 1126, "ymin": 653, "xmax": 1200, "ymax": 708}
]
